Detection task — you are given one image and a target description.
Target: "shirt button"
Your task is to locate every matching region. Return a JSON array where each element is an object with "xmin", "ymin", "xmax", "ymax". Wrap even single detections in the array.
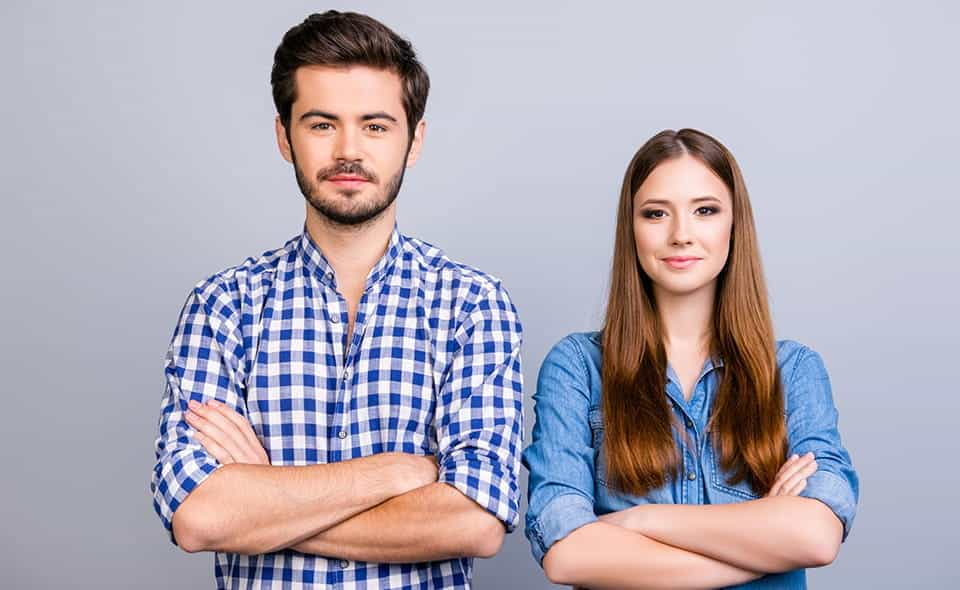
[
  {"xmin": 343, "ymin": 367, "xmax": 352, "ymax": 380},
  {"xmin": 687, "ymin": 471, "xmax": 697, "ymax": 481},
  {"xmin": 338, "ymin": 430, "xmax": 347, "ymax": 439},
  {"xmin": 330, "ymin": 315, "xmax": 340, "ymax": 324},
  {"xmin": 685, "ymin": 418, "xmax": 694, "ymax": 428},
  {"xmin": 338, "ymin": 559, "xmax": 349, "ymax": 568},
  {"xmin": 326, "ymin": 272, "xmax": 334, "ymax": 281}
]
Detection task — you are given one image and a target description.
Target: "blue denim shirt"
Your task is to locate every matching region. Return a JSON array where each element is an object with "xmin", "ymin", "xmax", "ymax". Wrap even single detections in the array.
[{"xmin": 523, "ymin": 332, "xmax": 858, "ymax": 589}]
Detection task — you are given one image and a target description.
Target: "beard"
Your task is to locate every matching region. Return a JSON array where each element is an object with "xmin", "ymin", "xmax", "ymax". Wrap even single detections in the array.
[{"xmin": 293, "ymin": 152, "xmax": 407, "ymax": 227}]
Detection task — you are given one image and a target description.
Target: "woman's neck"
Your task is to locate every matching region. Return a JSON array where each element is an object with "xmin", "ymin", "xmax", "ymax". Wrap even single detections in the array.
[{"xmin": 655, "ymin": 282, "xmax": 717, "ymax": 354}]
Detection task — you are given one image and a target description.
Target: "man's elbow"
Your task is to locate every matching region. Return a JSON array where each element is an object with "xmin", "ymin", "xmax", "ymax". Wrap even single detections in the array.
[
  {"xmin": 171, "ymin": 503, "xmax": 212, "ymax": 553},
  {"xmin": 467, "ymin": 513, "xmax": 506, "ymax": 558}
]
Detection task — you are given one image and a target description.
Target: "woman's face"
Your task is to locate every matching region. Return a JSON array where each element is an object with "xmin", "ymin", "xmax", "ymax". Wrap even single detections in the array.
[{"xmin": 633, "ymin": 155, "xmax": 734, "ymax": 298}]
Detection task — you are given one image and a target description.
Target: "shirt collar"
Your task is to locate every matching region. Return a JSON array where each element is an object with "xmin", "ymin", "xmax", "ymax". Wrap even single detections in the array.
[{"xmin": 298, "ymin": 224, "xmax": 403, "ymax": 291}]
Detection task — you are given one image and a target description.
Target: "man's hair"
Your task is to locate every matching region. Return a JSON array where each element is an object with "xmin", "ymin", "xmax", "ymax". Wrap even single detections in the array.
[{"xmin": 271, "ymin": 11, "xmax": 430, "ymax": 140}]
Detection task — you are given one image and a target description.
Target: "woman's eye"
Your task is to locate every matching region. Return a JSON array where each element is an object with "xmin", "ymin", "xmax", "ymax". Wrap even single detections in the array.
[
  {"xmin": 696, "ymin": 206, "xmax": 719, "ymax": 215},
  {"xmin": 642, "ymin": 209, "xmax": 666, "ymax": 219}
]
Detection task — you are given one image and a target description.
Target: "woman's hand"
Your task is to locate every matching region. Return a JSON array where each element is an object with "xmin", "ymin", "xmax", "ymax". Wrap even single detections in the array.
[{"xmin": 766, "ymin": 452, "xmax": 817, "ymax": 497}]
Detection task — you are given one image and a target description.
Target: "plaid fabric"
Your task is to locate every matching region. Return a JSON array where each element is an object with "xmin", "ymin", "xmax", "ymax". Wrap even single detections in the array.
[{"xmin": 151, "ymin": 226, "xmax": 524, "ymax": 589}]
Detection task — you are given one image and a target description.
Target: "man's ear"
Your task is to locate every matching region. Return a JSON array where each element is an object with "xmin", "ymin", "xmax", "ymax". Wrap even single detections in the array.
[
  {"xmin": 404, "ymin": 119, "xmax": 427, "ymax": 168},
  {"xmin": 275, "ymin": 116, "xmax": 293, "ymax": 163}
]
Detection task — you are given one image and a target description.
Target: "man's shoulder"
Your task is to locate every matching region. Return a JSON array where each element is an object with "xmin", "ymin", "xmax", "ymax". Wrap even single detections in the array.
[
  {"xmin": 400, "ymin": 234, "xmax": 507, "ymax": 300},
  {"xmin": 190, "ymin": 235, "xmax": 299, "ymax": 306}
]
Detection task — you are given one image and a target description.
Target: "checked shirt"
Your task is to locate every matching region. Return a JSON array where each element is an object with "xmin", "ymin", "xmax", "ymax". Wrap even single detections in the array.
[{"xmin": 151, "ymin": 226, "xmax": 523, "ymax": 589}]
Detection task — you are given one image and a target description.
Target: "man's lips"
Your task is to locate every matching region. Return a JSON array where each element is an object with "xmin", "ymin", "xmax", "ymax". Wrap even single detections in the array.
[
  {"xmin": 662, "ymin": 256, "xmax": 702, "ymax": 269},
  {"xmin": 325, "ymin": 175, "xmax": 370, "ymax": 188}
]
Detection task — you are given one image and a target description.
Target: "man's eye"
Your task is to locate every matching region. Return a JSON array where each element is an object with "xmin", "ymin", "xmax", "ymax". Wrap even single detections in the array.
[
  {"xmin": 642, "ymin": 209, "xmax": 666, "ymax": 219},
  {"xmin": 312, "ymin": 122, "xmax": 332, "ymax": 130},
  {"xmin": 367, "ymin": 124, "xmax": 387, "ymax": 133}
]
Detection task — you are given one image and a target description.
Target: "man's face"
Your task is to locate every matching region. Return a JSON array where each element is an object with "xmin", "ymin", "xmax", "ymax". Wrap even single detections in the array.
[{"xmin": 276, "ymin": 65, "xmax": 425, "ymax": 226}]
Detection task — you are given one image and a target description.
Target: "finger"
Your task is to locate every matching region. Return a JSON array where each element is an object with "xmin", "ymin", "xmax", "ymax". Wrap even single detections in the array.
[
  {"xmin": 207, "ymin": 400, "xmax": 268, "ymax": 462},
  {"xmin": 190, "ymin": 402, "xmax": 258, "ymax": 463},
  {"xmin": 771, "ymin": 453, "xmax": 815, "ymax": 495},
  {"xmin": 783, "ymin": 476, "xmax": 808, "ymax": 496},
  {"xmin": 195, "ymin": 431, "xmax": 235, "ymax": 464},
  {"xmin": 775, "ymin": 454, "xmax": 800, "ymax": 480},
  {"xmin": 777, "ymin": 459, "xmax": 818, "ymax": 497},
  {"xmin": 185, "ymin": 409, "xmax": 250, "ymax": 463}
]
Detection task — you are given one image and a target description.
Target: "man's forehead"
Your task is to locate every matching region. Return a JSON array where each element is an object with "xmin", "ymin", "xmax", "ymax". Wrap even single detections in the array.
[{"xmin": 292, "ymin": 65, "xmax": 404, "ymax": 117}]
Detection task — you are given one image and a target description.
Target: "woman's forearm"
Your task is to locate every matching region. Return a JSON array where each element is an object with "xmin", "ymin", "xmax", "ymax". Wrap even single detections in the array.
[
  {"xmin": 543, "ymin": 521, "xmax": 761, "ymax": 589},
  {"xmin": 614, "ymin": 496, "xmax": 842, "ymax": 573}
]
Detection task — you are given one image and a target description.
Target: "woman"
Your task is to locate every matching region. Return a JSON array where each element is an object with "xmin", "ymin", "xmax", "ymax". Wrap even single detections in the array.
[{"xmin": 523, "ymin": 129, "xmax": 858, "ymax": 589}]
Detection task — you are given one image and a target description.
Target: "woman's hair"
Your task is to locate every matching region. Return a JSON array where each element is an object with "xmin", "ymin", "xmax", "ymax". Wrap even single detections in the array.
[{"xmin": 600, "ymin": 128, "xmax": 786, "ymax": 496}]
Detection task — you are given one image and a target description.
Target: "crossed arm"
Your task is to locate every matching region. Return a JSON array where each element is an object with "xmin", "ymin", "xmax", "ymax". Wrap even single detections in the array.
[
  {"xmin": 172, "ymin": 399, "xmax": 504, "ymax": 560},
  {"xmin": 540, "ymin": 454, "xmax": 839, "ymax": 589}
]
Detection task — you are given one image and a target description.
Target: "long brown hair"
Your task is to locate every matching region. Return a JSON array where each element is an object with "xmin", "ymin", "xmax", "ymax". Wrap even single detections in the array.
[{"xmin": 601, "ymin": 128, "xmax": 786, "ymax": 495}]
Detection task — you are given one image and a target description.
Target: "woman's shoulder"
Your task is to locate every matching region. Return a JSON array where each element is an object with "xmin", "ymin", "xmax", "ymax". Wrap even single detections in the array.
[
  {"xmin": 544, "ymin": 331, "xmax": 603, "ymax": 368},
  {"xmin": 775, "ymin": 339, "xmax": 834, "ymax": 409}
]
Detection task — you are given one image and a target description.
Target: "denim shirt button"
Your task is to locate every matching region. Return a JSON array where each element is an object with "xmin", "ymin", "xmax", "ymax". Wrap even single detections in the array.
[
  {"xmin": 685, "ymin": 418, "xmax": 694, "ymax": 428},
  {"xmin": 687, "ymin": 471, "xmax": 697, "ymax": 481}
]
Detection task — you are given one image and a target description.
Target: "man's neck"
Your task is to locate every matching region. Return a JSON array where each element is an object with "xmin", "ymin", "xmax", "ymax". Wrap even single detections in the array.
[{"xmin": 304, "ymin": 204, "xmax": 397, "ymax": 288}]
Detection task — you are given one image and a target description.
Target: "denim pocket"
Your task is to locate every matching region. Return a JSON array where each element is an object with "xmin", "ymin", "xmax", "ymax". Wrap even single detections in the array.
[{"xmin": 707, "ymin": 443, "xmax": 761, "ymax": 501}]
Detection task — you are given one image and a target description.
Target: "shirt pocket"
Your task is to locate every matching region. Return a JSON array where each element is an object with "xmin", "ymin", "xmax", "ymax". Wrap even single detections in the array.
[
  {"xmin": 588, "ymin": 406, "xmax": 674, "ymax": 507},
  {"xmin": 707, "ymin": 442, "xmax": 762, "ymax": 502}
]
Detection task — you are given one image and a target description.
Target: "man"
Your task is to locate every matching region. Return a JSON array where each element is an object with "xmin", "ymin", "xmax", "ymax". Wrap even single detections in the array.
[{"xmin": 151, "ymin": 11, "xmax": 523, "ymax": 589}]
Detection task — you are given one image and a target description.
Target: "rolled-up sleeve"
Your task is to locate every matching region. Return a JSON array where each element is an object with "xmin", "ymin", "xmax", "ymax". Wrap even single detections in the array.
[
  {"xmin": 436, "ymin": 283, "xmax": 524, "ymax": 532},
  {"xmin": 151, "ymin": 283, "xmax": 247, "ymax": 543},
  {"xmin": 522, "ymin": 336, "xmax": 598, "ymax": 565},
  {"xmin": 785, "ymin": 346, "xmax": 859, "ymax": 541}
]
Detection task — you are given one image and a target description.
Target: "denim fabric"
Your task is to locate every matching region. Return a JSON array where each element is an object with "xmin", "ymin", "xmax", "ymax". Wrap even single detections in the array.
[{"xmin": 523, "ymin": 332, "xmax": 858, "ymax": 589}]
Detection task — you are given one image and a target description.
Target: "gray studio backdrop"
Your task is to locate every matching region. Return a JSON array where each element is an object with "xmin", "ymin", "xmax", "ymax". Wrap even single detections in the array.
[{"xmin": 3, "ymin": 1, "xmax": 958, "ymax": 588}]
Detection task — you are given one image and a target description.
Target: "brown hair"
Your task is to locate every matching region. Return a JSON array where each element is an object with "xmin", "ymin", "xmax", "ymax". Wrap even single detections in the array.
[
  {"xmin": 270, "ymin": 11, "xmax": 430, "ymax": 140},
  {"xmin": 601, "ymin": 128, "xmax": 786, "ymax": 496}
]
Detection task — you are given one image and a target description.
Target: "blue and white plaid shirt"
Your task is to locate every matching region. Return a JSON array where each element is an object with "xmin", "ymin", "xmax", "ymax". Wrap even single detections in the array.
[{"xmin": 151, "ymin": 226, "xmax": 524, "ymax": 589}]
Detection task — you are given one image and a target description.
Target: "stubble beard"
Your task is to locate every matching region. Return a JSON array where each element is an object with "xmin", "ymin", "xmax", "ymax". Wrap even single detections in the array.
[{"xmin": 293, "ymin": 151, "xmax": 407, "ymax": 228}]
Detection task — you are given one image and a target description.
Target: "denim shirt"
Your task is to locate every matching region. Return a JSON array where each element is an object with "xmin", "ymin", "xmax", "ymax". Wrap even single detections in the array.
[{"xmin": 523, "ymin": 332, "xmax": 858, "ymax": 589}]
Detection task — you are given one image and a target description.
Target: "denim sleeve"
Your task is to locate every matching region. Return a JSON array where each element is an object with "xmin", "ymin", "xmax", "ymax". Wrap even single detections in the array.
[
  {"xmin": 785, "ymin": 346, "xmax": 860, "ymax": 541},
  {"xmin": 522, "ymin": 336, "xmax": 598, "ymax": 565}
]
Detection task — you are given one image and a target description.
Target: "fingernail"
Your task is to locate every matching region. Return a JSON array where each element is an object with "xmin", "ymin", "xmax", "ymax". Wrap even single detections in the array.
[
  {"xmin": 790, "ymin": 454, "xmax": 798, "ymax": 460},
  {"xmin": 208, "ymin": 400, "xmax": 221, "ymax": 408},
  {"xmin": 188, "ymin": 400, "xmax": 199, "ymax": 409}
]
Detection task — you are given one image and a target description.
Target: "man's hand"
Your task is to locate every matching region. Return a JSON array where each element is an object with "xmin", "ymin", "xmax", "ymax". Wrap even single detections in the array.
[
  {"xmin": 767, "ymin": 453, "xmax": 817, "ymax": 497},
  {"xmin": 185, "ymin": 399, "xmax": 270, "ymax": 465},
  {"xmin": 185, "ymin": 399, "xmax": 439, "ymax": 493}
]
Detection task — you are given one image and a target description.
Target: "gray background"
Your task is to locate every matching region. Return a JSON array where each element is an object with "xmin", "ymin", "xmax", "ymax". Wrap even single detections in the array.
[{"xmin": 3, "ymin": 1, "xmax": 957, "ymax": 588}]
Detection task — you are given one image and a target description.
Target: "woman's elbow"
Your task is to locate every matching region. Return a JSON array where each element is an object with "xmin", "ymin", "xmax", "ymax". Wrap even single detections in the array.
[
  {"xmin": 542, "ymin": 542, "xmax": 578, "ymax": 585},
  {"xmin": 798, "ymin": 502, "xmax": 843, "ymax": 567}
]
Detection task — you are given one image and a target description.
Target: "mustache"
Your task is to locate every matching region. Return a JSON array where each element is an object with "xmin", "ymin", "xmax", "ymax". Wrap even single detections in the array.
[{"xmin": 316, "ymin": 161, "xmax": 378, "ymax": 183}]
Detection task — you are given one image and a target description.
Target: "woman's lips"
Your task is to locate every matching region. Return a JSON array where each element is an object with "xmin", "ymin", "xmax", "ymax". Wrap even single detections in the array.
[{"xmin": 662, "ymin": 257, "xmax": 702, "ymax": 269}]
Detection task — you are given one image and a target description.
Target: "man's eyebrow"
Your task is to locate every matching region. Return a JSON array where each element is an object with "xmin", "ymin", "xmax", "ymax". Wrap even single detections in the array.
[
  {"xmin": 298, "ymin": 110, "xmax": 399, "ymax": 123},
  {"xmin": 299, "ymin": 110, "xmax": 339, "ymax": 121},
  {"xmin": 360, "ymin": 112, "xmax": 398, "ymax": 123}
]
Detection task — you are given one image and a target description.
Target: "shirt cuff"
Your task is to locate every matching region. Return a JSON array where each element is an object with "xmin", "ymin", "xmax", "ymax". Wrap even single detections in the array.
[
  {"xmin": 800, "ymin": 469, "xmax": 857, "ymax": 541},
  {"xmin": 526, "ymin": 492, "xmax": 598, "ymax": 565}
]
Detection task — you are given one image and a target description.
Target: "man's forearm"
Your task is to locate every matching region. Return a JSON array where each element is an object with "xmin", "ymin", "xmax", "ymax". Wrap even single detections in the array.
[
  {"xmin": 542, "ymin": 521, "xmax": 761, "ymax": 589},
  {"xmin": 172, "ymin": 453, "xmax": 430, "ymax": 555},
  {"xmin": 621, "ymin": 497, "xmax": 843, "ymax": 573},
  {"xmin": 293, "ymin": 482, "xmax": 505, "ymax": 563}
]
